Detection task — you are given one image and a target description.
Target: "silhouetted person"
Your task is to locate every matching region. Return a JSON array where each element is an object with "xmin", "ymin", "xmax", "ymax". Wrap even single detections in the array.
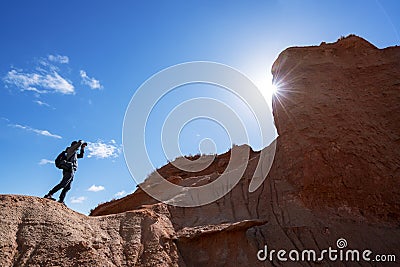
[{"xmin": 44, "ymin": 140, "xmax": 87, "ymax": 205}]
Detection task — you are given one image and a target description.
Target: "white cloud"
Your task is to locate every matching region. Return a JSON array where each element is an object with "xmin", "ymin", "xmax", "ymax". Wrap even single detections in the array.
[
  {"xmin": 88, "ymin": 185, "xmax": 105, "ymax": 192},
  {"xmin": 10, "ymin": 123, "xmax": 62, "ymax": 139},
  {"xmin": 34, "ymin": 100, "xmax": 54, "ymax": 109},
  {"xmin": 4, "ymin": 54, "xmax": 102, "ymax": 98},
  {"xmin": 80, "ymin": 70, "xmax": 103, "ymax": 90},
  {"xmin": 70, "ymin": 196, "xmax": 86, "ymax": 204},
  {"xmin": 4, "ymin": 69, "xmax": 74, "ymax": 95},
  {"xmin": 48, "ymin": 54, "xmax": 69, "ymax": 64},
  {"xmin": 86, "ymin": 140, "xmax": 121, "ymax": 159},
  {"xmin": 39, "ymin": 159, "xmax": 53, "ymax": 165},
  {"xmin": 114, "ymin": 190, "xmax": 126, "ymax": 197},
  {"xmin": 0, "ymin": 117, "xmax": 9, "ymax": 123},
  {"xmin": 34, "ymin": 100, "xmax": 49, "ymax": 106}
]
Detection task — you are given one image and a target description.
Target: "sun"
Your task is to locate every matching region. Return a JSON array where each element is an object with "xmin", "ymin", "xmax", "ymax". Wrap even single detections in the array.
[
  {"xmin": 268, "ymin": 83, "xmax": 278, "ymax": 95},
  {"xmin": 258, "ymin": 79, "xmax": 278, "ymax": 100},
  {"xmin": 256, "ymin": 73, "xmax": 279, "ymax": 99},
  {"xmin": 246, "ymin": 70, "xmax": 278, "ymax": 102}
]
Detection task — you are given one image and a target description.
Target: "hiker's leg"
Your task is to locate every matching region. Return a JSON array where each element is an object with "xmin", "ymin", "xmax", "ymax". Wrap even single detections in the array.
[
  {"xmin": 58, "ymin": 171, "xmax": 74, "ymax": 203},
  {"xmin": 58, "ymin": 180, "xmax": 72, "ymax": 203},
  {"xmin": 47, "ymin": 171, "xmax": 72, "ymax": 196},
  {"xmin": 47, "ymin": 181, "xmax": 64, "ymax": 196}
]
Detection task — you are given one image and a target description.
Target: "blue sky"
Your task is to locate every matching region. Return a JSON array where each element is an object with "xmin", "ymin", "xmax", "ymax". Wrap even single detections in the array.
[{"xmin": 0, "ymin": 0, "xmax": 399, "ymax": 214}]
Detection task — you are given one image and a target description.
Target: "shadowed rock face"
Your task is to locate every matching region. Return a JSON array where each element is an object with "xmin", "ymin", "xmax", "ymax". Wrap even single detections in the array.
[{"xmin": 1, "ymin": 36, "xmax": 399, "ymax": 266}]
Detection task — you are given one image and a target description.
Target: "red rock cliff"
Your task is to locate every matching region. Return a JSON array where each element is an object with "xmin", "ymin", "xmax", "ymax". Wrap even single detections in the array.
[
  {"xmin": 271, "ymin": 35, "xmax": 400, "ymax": 221},
  {"xmin": 90, "ymin": 35, "xmax": 400, "ymax": 266}
]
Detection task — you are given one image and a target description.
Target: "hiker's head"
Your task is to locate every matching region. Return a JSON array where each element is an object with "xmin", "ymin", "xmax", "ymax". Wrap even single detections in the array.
[{"xmin": 71, "ymin": 141, "xmax": 79, "ymax": 146}]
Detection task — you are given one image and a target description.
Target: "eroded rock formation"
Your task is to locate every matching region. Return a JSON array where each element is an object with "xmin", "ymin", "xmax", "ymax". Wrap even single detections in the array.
[{"xmin": 1, "ymin": 35, "xmax": 399, "ymax": 266}]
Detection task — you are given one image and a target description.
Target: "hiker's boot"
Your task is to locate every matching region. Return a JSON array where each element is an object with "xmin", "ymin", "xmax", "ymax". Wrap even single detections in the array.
[
  {"xmin": 44, "ymin": 194, "xmax": 56, "ymax": 201},
  {"xmin": 58, "ymin": 200, "xmax": 66, "ymax": 206}
]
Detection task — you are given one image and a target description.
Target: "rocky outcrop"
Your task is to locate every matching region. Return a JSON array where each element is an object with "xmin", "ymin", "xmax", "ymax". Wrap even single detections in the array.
[
  {"xmin": 0, "ymin": 195, "xmax": 183, "ymax": 266},
  {"xmin": 271, "ymin": 34, "xmax": 400, "ymax": 221},
  {"xmin": 1, "ymin": 35, "xmax": 399, "ymax": 266}
]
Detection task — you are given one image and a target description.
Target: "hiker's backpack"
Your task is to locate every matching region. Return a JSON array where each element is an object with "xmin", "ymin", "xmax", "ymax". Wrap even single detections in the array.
[{"xmin": 55, "ymin": 151, "xmax": 73, "ymax": 171}]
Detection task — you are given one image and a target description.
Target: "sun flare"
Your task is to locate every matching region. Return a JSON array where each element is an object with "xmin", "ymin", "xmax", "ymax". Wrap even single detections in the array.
[
  {"xmin": 268, "ymin": 83, "xmax": 278, "ymax": 95},
  {"xmin": 253, "ymin": 75, "xmax": 278, "ymax": 101}
]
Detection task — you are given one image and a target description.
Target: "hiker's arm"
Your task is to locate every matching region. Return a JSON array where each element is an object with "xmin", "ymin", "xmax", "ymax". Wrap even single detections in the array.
[
  {"xmin": 77, "ymin": 148, "xmax": 84, "ymax": 158},
  {"xmin": 77, "ymin": 143, "xmax": 86, "ymax": 158}
]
